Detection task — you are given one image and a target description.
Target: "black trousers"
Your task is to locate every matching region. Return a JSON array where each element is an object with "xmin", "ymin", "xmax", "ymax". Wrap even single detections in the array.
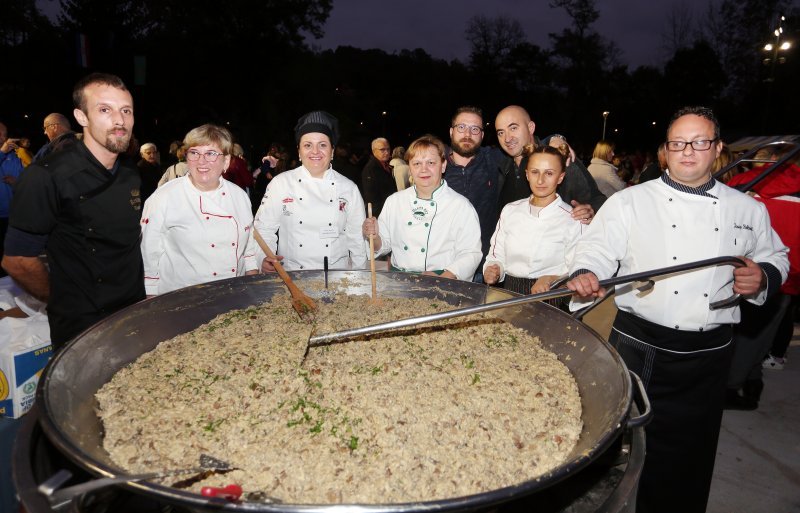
[{"xmin": 610, "ymin": 311, "xmax": 733, "ymax": 513}]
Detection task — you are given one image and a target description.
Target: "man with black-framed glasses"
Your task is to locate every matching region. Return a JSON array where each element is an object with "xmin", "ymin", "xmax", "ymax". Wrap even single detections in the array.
[
  {"xmin": 443, "ymin": 106, "xmax": 506, "ymax": 282},
  {"xmin": 567, "ymin": 106, "xmax": 789, "ymax": 513}
]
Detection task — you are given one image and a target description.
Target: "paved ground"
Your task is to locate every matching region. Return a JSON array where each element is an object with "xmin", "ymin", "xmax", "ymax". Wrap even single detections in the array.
[{"xmin": 582, "ymin": 301, "xmax": 800, "ymax": 513}]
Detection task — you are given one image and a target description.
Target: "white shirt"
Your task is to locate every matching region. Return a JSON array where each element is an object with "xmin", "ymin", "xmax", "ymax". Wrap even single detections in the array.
[
  {"xmin": 253, "ymin": 165, "xmax": 367, "ymax": 271},
  {"xmin": 570, "ymin": 175, "xmax": 789, "ymax": 330},
  {"xmin": 375, "ymin": 181, "xmax": 482, "ymax": 280},
  {"xmin": 141, "ymin": 176, "xmax": 258, "ymax": 295},
  {"xmin": 484, "ymin": 195, "xmax": 584, "ymax": 281}
]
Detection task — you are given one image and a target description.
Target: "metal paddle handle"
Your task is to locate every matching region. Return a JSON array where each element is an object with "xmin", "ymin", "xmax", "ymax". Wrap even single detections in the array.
[{"xmin": 308, "ymin": 256, "xmax": 746, "ymax": 346}]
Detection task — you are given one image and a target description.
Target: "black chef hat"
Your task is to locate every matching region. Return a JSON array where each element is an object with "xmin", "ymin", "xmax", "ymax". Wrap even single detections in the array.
[{"xmin": 294, "ymin": 110, "xmax": 339, "ymax": 146}]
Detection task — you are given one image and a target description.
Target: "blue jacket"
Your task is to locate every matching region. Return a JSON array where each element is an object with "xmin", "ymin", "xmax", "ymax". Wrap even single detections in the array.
[{"xmin": 0, "ymin": 150, "xmax": 24, "ymax": 217}]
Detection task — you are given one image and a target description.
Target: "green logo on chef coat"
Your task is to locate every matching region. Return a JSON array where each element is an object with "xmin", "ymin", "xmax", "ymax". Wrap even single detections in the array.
[{"xmin": 412, "ymin": 206, "xmax": 430, "ymax": 220}]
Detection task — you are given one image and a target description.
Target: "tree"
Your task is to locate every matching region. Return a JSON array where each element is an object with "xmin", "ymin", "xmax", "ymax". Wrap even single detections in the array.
[{"xmin": 661, "ymin": 1, "xmax": 697, "ymax": 59}]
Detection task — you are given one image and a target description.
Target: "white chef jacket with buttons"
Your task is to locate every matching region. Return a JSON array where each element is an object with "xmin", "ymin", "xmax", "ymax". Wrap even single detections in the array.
[
  {"xmin": 141, "ymin": 176, "xmax": 259, "ymax": 295},
  {"xmin": 484, "ymin": 195, "xmax": 584, "ymax": 282},
  {"xmin": 570, "ymin": 173, "xmax": 789, "ymax": 330},
  {"xmin": 253, "ymin": 165, "xmax": 367, "ymax": 271},
  {"xmin": 375, "ymin": 180, "xmax": 482, "ymax": 280}
]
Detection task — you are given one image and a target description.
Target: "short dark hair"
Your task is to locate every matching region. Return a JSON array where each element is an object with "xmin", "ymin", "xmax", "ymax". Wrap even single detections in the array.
[
  {"xmin": 72, "ymin": 73, "xmax": 129, "ymax": 112},
  {"xmin": 451, "ymin": 106, "xmax": 483, "ymax": 126},
  {"xmin": 667, "ymin": 106, "xmax": 720, "ymax": 140}
]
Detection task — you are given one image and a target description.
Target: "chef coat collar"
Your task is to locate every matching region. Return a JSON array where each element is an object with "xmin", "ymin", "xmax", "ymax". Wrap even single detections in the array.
[
  {"xmin": 413, "ymin": 179, "xmax": 445, "ymax": 200},
  {"xmin": 299, "ymin": 164, "xmax": 334, "ymax": 180},
  {"xmin": 661, "ymin": 170, "xmax": 718, "ymax": 199}
]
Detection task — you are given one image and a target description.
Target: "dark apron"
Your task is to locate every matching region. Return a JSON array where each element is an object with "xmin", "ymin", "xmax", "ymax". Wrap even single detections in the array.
[
  {"xmin": 610, "ymin": 310, "xmax": 733, "ymax": 513},
  {"xmin": 502, "ymin": 275, "xmax": 567, "ymax": 310}
]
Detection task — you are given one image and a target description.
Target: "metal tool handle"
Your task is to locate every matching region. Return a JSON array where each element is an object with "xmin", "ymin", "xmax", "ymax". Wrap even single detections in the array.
[
  {"xmin": 626, "ymin": 371, "xmax": 652, "ymax": 429},
  {"xmin": 309, "ymin": 256, "xmax": 746, "ymax": 345},
  {"xmin": 38, "ymin": 467, "xmax": 205, "ymax": 509}
]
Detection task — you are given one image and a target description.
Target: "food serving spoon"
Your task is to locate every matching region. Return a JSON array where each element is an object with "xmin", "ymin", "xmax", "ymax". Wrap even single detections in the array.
[
  {"xmin": 252, "ymin": 228, "xmax": 317, "ymax": 320},
  {"xmin": 308, "ymin": 256, "xmax": 746, "ymax": 346}
]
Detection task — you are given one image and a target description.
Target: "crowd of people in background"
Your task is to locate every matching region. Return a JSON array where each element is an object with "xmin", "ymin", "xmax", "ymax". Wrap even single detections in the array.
[{"xmin": 0, "ymin": 72, "xmax": 796, "ymax": 513}]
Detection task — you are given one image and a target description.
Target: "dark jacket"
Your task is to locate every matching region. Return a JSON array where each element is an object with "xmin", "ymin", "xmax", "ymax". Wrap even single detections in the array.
[
  {"xmin": 7, "ymin": 142, "xmax": 146, "ymax": 346},
  {"xmin": 361, "ymin": 156, "xmax": 395, "ymax": 217},
  {"xmin": 444, "ymin": 146, "xmax": 505, "ymax": 259}
]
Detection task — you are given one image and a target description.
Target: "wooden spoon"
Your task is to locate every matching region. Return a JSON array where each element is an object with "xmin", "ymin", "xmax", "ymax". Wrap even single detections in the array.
[
  {"xmin": 367, "ymin": 203, "xmax": 379, "ymax": 303},
  {"xmin": 252, "ymin": 228, "xmax": 317, "ymax": 320}
]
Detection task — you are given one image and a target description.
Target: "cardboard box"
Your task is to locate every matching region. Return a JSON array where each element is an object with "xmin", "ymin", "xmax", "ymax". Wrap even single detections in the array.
[{"xmin": 0, "ymin": 336, "xmax": 52, "ymax": 418}]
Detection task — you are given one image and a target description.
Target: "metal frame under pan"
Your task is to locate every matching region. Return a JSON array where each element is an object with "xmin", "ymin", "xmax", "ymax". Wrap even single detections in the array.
[{"xmin": 37, "ymin": 271, "xmax": 643, "ymax": 512}]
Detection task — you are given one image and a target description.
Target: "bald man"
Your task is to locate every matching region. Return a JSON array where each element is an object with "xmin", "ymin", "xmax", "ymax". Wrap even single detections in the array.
[
  {"xmin": 34, "ymin": 112, "xmax": 77, "ymax": 162},
  {"xmin": 494, "ymin": 105, "xmax": 605, "ymax": 222}
]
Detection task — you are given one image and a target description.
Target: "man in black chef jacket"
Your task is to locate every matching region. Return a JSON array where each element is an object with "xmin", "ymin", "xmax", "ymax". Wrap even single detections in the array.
[
  {"xmin": 2, "ymin": 73, "xmax": 145, "ymax": 350},
  {"xmin": 566, "ymin": 106, "xmax": 789, "ymax": 513}
]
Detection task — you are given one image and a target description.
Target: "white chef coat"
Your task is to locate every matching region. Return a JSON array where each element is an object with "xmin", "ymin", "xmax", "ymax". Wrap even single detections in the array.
[
  {"xmin": 570, "ymin": 174, "xmax": 789, "ymax": 330},
  {"xmin": 141, "ymin": 176, "xmax": 259, "ymax": 295},
  {"xmin": 375, "ymin": 180, "xmax": 481, "ymax": 280},
  {"xmin": 484, "ymin": 195, "xmax": 584, "ymax": 281},
  {"xmin": 253, "ymin": 165, "xmax": 367, "ymax": 271}
]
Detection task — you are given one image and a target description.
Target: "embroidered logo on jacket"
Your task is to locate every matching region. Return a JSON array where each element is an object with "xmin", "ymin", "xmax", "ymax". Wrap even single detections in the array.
[
  {"xmin": 282, "ymin": 197, "xmax": 294, "ymax": 203},
  {"xmin": 412, "ymin": 206, "xmax": 430, "ymax": 219},
  {"xmin": 339, "ymin": 198, "xmax": 348, "ymax": 212}
]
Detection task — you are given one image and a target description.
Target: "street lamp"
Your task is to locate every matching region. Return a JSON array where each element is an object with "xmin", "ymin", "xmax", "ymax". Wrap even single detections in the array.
[
  {"xmin": 601, "ymin": 111, "xmax": 610, "ymax": 140},
  {"xmin": 762, "ymin": 15, "xmax": 792, "ymax": 130},
  {"xmin": 763, "ymin": 15, "xmax": 792, "ymax": 82}
]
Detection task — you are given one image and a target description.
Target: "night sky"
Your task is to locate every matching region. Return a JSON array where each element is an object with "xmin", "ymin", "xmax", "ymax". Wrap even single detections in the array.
[{"xmin": 315, "ymin": 0, "xmax": 694, "ymax": 69}]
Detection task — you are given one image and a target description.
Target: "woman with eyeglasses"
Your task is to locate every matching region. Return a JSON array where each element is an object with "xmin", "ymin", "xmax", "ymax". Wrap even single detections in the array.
[
  {"xmin": 253, "ymin": 111, "xmax": 367, "ymax": 272},
  {"xmin": 587, "ymin": 139, "xmax": 626, "ymax": 198},
  {"xmin": 140, "ymin": 124, "xmax": 259, "ymax": 296}
]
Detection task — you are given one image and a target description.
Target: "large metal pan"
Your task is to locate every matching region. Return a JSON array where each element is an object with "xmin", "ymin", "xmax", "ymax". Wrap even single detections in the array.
[{"xmin": 36, "ymin": 271, "xmax": 648, "ymax": 512}]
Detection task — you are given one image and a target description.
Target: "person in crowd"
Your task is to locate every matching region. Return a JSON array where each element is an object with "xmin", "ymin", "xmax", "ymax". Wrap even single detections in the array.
[
  {"xmin": 724, "ymin": 145, "xmax": 800, "ymax": 408},
  {"xmin": 362, "ymin": 134, "xmax": 481, "ymax": 280},
  {"xmin": 158, "ymin": 144, "xmax": 188, "ymax": 186},
  {"xmin": 484, "ymin": 145, "xmax": 584, "ymax": 307},
  {"xmin": 332, "ymin": 142, "xmax": 362, "ymax": 193},
  {"xmin": 140, "ymin": 124, "xmax": 258, "ymax": 296},
  {"xmin": 566, "ymin": 106, "xmax": 789, "ymax": 513},
  {"xmin": 362, "ymin": 137, "xmax": 396, "ymax": 217},
  {"xmin": 138, "ymin": 142, "xmax": 161, "ymax": 202},
  {"xmin": 15, "ymin": 138, "xmax": 33, "ymax": 167},
  {"xmin": 390, "ymin": 146, "xmax": 410, "ymax": 191},
  {"xmin": 34, "ymin": 113, "xmax": 78, "ymax": 162},
  {"xmin": 637, "ymin": 144, "xmax": 666, "ymax": 184},
  {"xmin": 254, "ymin": 111, "xmax": 367, "ymax": 272},
  {"xmin": 0, "ymin": 122, "xmax": 26, "ymax": 277},
  {"xmin": 162, "ymin": 140, "xmax": 182, "ymax": 168},
  {"xmin": 222, "ymin": 142, "xmax": 254, "ymax": 194},
  {"xmin": 713, "ymin": 142, "xmax": 736, "ymax": 182},
  {"xmin": 444, "ymin": 106, "xmax": 507, "ymax": 282},
  {"xmin": 587, "ymin": 140, "xmax": 626, "ymax": 197},
  {"xmin": 2, "ymin": 73, "xmax": 145, "ymax": 349},
  {"xmin": 543, "ymin": 133, "xmax": 608, "ymax": 205},
  {"xmin": 494, "ymin": 105, "xmax": 604, "ymax": 218}
]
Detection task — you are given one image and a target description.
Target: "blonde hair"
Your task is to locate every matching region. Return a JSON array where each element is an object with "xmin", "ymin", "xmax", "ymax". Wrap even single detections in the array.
[
  {"xmin": 405, "ymin": 134, "xmax": 446, "ymax": 162},
  {"xmin": 592, "ymin": 140, "xmax": 615, "ymax": 162},
  {"xmin": 183, "ymin": 124, "xmax": 233, "ymax": 155}
]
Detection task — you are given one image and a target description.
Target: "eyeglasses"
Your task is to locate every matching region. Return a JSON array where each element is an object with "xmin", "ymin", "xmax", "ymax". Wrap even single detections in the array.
[
  {"xmin": 186, "ymin": 149, "xmax": 226, "ymax": 162},
  {"xmin": 665, "ymin": 139, "xmax": 718, "ymax": 152},
  {"xmin": 453, "ymin": 123, "xmax": 483, "ymax": 135},
  {"xmin": 43, "ymin": 123, "xmax": 58, "ymax": 132}
]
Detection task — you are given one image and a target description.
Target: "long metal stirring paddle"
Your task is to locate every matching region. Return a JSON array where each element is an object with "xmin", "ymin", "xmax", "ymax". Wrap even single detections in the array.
[{"xmin": 308, "ymin": 256, "xmax": 745, "ymax": 346}]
